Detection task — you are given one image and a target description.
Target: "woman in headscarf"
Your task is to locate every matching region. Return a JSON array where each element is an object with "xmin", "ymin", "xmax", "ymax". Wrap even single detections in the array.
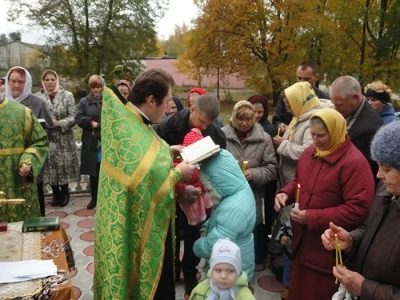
[
  {"xmin": 247, "ymin": 95, "xmax": 278, "ymax": 238},
  {"xmin": 222, "ymin": 100, "xmax": 278, "ymax": 271},
  {"xmin": 364, "ymin": 80, "xmax": 399, "ymax": 124},
  {"xmin": 274, "ymin": 108, "xmax": 375, "ymax": 300},
  {"xmin": 6, "ymin": 67, "xmax": 54, "ymax": 215},
  {"xmin": 271, "ymin": 82, "xmax": 332, "ymax": 298},
  {"xmin": 322, "ymin": 121, "xmax": 400, "ymax": 299},
  {"xmin": 165, "ymin": 96, "xmax": 184, "ymax": 116},
  {"xmin": 36, "ymin": 69, "xmax": 80, "ymax": 207},
  {"xmin": 247, "ymin": 94, "xmax": 277, "ymax": 138},
  {"xmin": 75, "ymin": 75, "xmax": 104, "ymax": 209},
  {"xmin": 115, "ymin": 79, "xmax": 131, "ymax": 100}
]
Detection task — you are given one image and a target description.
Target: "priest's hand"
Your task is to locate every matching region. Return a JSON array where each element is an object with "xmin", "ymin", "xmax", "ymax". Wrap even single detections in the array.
[
  {"xmin": 290, "ymin": 208, "xmax": 307, "ymax": 225},
  {"xmin": 274, "ymin": 193, "xmax": 288, "ymax": 212},
  {"xmin": 52, "ymin": 119, "xmax": 60, "ymax": 127},
  {"xmin": 19, "ymin": 163, "xmax": 31, "ymax": 177},
  {"xmin": 333, "ymin": 265, "xmax": 364, "ymax": 296},
  {"xmin": 170, "ymin": 145, "xmax": 184, "ymax": 158},
  {"xmin": 176, "ymin": 161, "xmax": 196, "ymax": 181},
  {"xmin": 321, "ymin": 222, "xmax": 353, "ymax": 252}
]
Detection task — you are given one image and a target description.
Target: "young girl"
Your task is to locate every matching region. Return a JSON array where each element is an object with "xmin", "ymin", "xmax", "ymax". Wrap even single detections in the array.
[{"xmin": 190, "ymin": 239, "xmax": 255, "ymax": 300}]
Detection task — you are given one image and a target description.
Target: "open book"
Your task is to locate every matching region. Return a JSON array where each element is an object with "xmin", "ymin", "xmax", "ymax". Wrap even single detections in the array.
[{"xmin": 180, "ymin": 136, "xmax": 221, "ymax": 165}]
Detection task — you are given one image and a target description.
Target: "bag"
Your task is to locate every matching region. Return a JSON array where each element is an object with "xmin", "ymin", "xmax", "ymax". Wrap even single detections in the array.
[
  {"xmin": 332, "ymin": 283, "xmax": 357, "ymax": 300},
  {"xmin": 268, "ymin": 211, "xmax": 284, "ymax": 257}
]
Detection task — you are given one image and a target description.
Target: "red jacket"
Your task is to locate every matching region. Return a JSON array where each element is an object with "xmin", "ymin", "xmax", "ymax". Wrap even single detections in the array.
[{"xmin": 280, "ymin": 136, "xmax": 374, "ymax": 274}]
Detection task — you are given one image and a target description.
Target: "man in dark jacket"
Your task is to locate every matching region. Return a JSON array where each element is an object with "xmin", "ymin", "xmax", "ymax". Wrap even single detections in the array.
[
  {"xmin": 273, "ymin": 60, "xmax": 329, "ymax": 131},
  {"xmin": 156, "ymin": 94, "xmax": 226, "ymax": 299},
  {"xmin": 330, "ymin": 75, "xmax": 383, "ymax": 180}
]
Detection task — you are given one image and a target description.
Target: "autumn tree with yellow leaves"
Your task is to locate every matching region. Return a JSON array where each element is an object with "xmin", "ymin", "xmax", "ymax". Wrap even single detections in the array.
[{"xmin": 181, "ymin": 0, "xmax": 400, "ymax": 100}]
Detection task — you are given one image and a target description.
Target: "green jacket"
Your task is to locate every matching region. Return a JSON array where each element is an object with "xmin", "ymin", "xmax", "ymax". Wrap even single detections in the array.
[{"xmin": 190, "ymin": 271, "xmax": 255, "ymax": 300}]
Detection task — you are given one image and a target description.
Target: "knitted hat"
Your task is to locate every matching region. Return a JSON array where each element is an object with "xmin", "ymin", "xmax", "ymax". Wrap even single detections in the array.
[
  {"xmin": 182, "ymin": 128, "xmax": 203, "ymax": 146},
  {"xmin": 371, "ymin": 121, "xmax": 400, "ymax": 170},
  {"xmin": 210, "ymin": 239, "xmax": 242, "ymax": 277}
]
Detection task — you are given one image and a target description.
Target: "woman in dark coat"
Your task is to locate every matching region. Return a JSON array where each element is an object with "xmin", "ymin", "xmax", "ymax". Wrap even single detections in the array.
[
  {"xmin": 275, "ymin": 108, "xmax": 375, "ymax": 300},
  {"xmin": 247, "ymin": 95, "xmax": 278, "ymax": 237},
  {"xmin": 322, "ymin": 121, "xmax": 400, "ymax": 299},
  {"xmin": 75, "ymin": 75, "xmax": 104, "ymax": 209}
]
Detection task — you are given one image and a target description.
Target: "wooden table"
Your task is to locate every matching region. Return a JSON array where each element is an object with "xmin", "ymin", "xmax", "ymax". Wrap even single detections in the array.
[{"xmin": 0, "ymin": 223, "xmax": 75, "ymax": 299}]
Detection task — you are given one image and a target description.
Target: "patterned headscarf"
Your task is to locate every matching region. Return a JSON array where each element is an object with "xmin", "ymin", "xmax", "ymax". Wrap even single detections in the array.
[
  {"xmin": 5, "ymin": 66, "xmax": 32, "ymax": 102},
  {"xmin": 310, "ymin": 108, "xmax": 347, "ymax": 158},
  {"xmin": 285, "ymin": 82, "xmax": 320, "ymax": 138}
]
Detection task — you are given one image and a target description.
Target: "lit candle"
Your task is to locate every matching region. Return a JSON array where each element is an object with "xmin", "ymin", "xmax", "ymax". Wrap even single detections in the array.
[
  {"xmin": 241, "ymin": 160, "xmax": 248, "ymax": 173},
  {"xmin": 294, "ymin": 184, "xmax": 300, "ymax": 209}
]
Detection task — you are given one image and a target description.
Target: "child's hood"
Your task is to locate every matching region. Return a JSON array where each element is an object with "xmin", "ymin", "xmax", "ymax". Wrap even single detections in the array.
[{"xmin": 199, "ymin": 149, "xmax": 248, "ymax": 199}]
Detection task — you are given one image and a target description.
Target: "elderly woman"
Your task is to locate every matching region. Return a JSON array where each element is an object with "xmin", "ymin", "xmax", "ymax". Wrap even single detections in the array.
[
  {"xmin": 275, "ymin": 108, "xmax": 375, "ymax": 300},
  {"xmin": 5, "ymin": 67, "xmax": 54, "ymax": 215},
  {"xmin": 222, "ymin": 100, "xmax": 278, "ymax": 269},
  {"xmin": 75, "ymin": 75, "xmax": 104, "ymax": 209},
  {"xmin": 273, "ymin": 82, "xmax": 333, "ymax": 186},
  {"xmin": 165, "ymin": 96, "xmax": 184, "ymax": 116},
  {"xmin": 36, "ymin": 69, "xmax": 80, "ymax": 207},
  {"xmin": 322, "ymin": 121, "xmax": 400, "ymax": 299},
  {"xmin": 271, "ymin": 82, "xmax": 332, "ymax": 297},
  {"xmin": 364, "ymin": 80, "xmax": 399, "ymax": 124}
]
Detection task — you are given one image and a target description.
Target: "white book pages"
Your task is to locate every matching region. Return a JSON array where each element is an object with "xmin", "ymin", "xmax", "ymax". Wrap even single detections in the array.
[{"xmin": 180, "ymin": 136, "xmax": 221, "ymax": 164}]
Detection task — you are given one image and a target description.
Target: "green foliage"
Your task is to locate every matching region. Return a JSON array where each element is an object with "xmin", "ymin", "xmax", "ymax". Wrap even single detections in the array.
[{"xmin": 6, "ymin": 0, "xmax": 167, "ymax": 78}]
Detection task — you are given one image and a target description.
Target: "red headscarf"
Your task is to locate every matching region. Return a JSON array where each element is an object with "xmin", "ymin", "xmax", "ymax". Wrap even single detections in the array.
[{"xmin": 187, "ymin": 87, "xmax": 206, "ymax": 107}]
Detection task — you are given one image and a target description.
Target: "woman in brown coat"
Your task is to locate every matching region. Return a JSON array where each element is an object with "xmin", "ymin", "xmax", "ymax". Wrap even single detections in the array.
[{"xmin": 322, "ymin": 121, "xmax": 400, "ymax": 299}]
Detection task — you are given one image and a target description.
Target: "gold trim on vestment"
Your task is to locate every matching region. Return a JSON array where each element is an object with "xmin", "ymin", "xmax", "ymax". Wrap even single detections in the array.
[
  {"xmin": 129, "ymin": 136, "xmax": 159, "ymax": 191},
  {"xmin": 127, "ymin": 176, "xmax": 172, "ymax": 298},
  {"xmin": 102, "ymin": 160, "xmax": 132, "ymax": 187},
  {"xmin": 0, "ymin": 148, "xmax": 25, "ymax": 156},
  {"xmin": 0, "ymin": 97, "xmax": 9, "ymax": 108},
  {"xmin": 23, "ymin": 108, "xmax": 32, "ymax": 141}
]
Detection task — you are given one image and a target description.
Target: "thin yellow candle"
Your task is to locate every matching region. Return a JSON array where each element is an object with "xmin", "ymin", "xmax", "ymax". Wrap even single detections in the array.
[
  {"xmin": 277, "ymin": 128, "xmax": 281, "ymax": 137},
  {"xmin": 334, "ymin": 234, "xmax": 343, "ymax": 284},
  {"xmin": 241, "ymin": 160, "xmax": 248, "ymax": 173}
]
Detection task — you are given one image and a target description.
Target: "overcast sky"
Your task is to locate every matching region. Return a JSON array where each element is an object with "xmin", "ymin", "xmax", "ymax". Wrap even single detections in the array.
[{"xmin": 0, "ymin": 0, "xmax": 198, "ymax": 44}]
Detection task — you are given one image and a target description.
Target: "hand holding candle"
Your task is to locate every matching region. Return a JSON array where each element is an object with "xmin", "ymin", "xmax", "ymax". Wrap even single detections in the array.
[
  {"xmin": 241, "ymin": 160, "xmax": 248, "ymax": 173},
  {"xmin": 294, "ymin": 184, "xmax": 300, "ymax": 209},
  {"xmin": 335, "ymin": 233, "xmax": 344, "ymax": 284}
]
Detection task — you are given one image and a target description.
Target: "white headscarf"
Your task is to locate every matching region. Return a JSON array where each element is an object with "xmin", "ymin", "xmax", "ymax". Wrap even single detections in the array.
[{"xmin": 5, "ymin": 66, "xmax": 32, "ymax": 102}]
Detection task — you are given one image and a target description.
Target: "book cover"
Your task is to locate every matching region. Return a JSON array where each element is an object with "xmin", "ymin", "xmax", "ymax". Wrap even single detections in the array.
[
  {"xmin": 22, "ymin": 216, "xmax": 61, "ymax": 233},
  {"xmin": 180, "ymin": 136, "xmax": 221, "ymax": 165}
]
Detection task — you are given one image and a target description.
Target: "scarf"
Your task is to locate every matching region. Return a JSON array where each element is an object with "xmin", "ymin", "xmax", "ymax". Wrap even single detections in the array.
[
  {"xmin": 4, "ymin": 66, "xmax": 32, "ymax": 102},
  {"xmin": 310, "ymin": 108, "xmax": 347, "ymax": 158},
  {"xmin": 207, "ymin": 279, "xmax": 239, "ymax": 300},
  {"xmin": 284, "ymin": 82, "xmax": 320, "ymax": 138}
]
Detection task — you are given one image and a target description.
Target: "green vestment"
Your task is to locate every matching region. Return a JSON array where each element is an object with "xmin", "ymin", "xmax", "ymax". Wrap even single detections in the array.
[
  {"xmin": 0, "ymin": 98, "xmax": 49, "ymax": 222},
  {"xmin": 94, "ymin": 88, "xmax": 182, "ymax": 299}
]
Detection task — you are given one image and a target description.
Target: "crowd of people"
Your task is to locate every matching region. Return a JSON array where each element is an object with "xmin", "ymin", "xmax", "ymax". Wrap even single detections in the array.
[{"xmin": 1, "ymin": 59, "xmax": 400, "ymax": 300}]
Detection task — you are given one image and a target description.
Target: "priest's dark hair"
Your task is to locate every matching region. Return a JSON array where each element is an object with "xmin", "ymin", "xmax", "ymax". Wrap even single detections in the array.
[{"xmin": 128, "ymin": 68, "xmax": 175, "ymax": 106}]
